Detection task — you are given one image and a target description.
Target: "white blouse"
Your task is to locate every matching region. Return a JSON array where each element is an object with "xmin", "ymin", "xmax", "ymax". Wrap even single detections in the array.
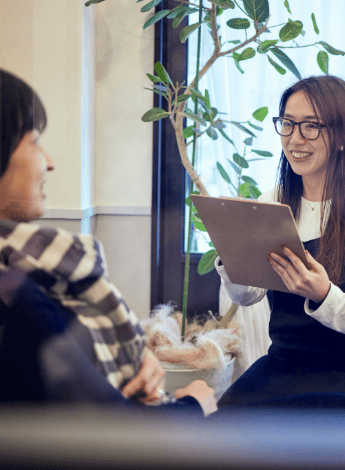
[{"xmin": 215, "ymin": 187, "xmax": 345, "ymax": 334}]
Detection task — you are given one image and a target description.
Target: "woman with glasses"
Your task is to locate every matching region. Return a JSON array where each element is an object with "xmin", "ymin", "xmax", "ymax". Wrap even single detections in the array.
[{"xmin": 216, "ymin": 75, "xmax": 345, "ymax": 408}]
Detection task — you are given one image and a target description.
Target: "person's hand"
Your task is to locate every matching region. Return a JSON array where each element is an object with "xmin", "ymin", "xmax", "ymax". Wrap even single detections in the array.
[
  {"xmin": 268, "ymin": 246, "xmax": 331, "ymax": 303},
  {"xmin": 121, "ymin": 348, "xmax": 165, "ymax": 403},
  {"xmin": 174, "ymin": 380, "xmax": 217, "ymax": 417}
]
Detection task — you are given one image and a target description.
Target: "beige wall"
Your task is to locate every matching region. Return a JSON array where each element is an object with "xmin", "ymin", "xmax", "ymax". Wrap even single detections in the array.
[
  {"xmin": 0, "ymin": 0, "xmax": 85, "ymax": 210},
  {"xmin": 0, "ymin": 0, "xmax": 154, "ymax": 318},
  {"xmin": 94, "ymin": 0, "xmax": 154, "ymax": 208}
]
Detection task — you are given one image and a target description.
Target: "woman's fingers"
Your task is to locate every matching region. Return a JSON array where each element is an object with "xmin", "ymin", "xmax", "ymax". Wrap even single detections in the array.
[
  {"xmin": 269, "ymin": 256, "xmax": 294, "ymax": 290},
  {"xmin": 268, "ymin": 248, "xmax": 331, "ymax": 303},
  {"xmin": 121, "ymin": 349, "xmax": 165, "ymax": 399}
]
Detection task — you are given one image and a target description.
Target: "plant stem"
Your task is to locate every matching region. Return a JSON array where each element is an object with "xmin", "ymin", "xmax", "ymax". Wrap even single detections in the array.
[{"xmin": 181, "ymin": 0, "xmax": 203, "ymax": 342}]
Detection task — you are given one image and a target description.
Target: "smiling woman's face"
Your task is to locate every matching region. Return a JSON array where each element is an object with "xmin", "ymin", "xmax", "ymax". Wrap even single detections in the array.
[
  {"xmin": 0, "ymin": 130, "xmax": 54, "ymax": 222},
  {"xmin": 281, "ymin": 91, "xmax": 329, "ymax": 186}
]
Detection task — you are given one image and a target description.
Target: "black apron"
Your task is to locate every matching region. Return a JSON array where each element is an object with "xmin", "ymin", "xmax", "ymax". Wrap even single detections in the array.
[{"xmin": 218, "ymin": 238, "xmax": 345, "ymax": 408}]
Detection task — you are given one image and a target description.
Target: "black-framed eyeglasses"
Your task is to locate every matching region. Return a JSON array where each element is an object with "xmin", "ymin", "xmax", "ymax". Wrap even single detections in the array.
[{"xmin": 272, "ymin": 117, "xmax": 326, "ymax": 141}]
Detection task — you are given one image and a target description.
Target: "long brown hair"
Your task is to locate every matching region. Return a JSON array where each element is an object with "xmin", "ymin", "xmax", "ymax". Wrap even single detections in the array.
[{"xmin": 276, "ymin": 75, "xmax": 345, "ymax": 285}]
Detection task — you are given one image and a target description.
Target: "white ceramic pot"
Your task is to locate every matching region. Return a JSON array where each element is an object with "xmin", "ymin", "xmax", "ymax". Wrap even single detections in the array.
[{"xmin": 160, "ymin": 355, "xmax": 235, "ymax": 402}]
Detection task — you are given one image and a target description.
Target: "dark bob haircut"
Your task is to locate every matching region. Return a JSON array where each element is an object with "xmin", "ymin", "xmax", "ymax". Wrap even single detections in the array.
[{"xmin": 0, "ymin": 68, "xmax": 47, "ymax": 177}]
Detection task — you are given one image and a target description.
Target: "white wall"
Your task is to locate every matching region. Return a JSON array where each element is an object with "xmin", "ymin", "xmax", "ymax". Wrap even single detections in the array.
[{"xmin": 0, "ymin": 0, "xmax": 154, "ymax": 318}]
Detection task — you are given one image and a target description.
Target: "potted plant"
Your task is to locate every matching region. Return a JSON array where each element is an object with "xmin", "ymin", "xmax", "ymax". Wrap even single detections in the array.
[{"xmin": 85, "ymin": 0, "xmax": 345, "ymax": 399}]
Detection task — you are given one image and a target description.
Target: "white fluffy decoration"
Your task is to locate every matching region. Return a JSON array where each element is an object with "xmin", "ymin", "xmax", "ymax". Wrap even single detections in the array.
[{"xmin": 140, "ymin": 304, "xmax": 242, "ymax": 370}]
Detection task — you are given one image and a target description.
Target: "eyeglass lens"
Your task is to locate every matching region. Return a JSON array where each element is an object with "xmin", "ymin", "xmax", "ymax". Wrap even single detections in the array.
[{"xmin": 276, "ymin": 119, "xmax": 320, "ymax": 139}]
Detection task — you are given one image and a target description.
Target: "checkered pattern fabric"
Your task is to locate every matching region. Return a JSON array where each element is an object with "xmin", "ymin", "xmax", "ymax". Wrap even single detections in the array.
[{"xmin": 0, "ymin": 220, "xmax": 146, "ymax": 390}]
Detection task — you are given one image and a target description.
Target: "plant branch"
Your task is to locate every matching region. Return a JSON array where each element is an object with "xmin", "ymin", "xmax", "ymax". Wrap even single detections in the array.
[
  {"xmin": 277, "ymin": 43, "xmax": 318, "ymax": 49},
  {"xmin": 210, "ymin": 4, "xmax": 221, "ymax": 55},
  {"xmin": 217, "ymin": 302, "xmax": 239, "ymax": 328}
]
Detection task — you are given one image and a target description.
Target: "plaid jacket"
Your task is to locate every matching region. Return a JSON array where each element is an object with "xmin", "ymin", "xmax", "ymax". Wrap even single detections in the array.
[{"xmin": 0, "ymin": 220, "xmax": 146, "ymax": 390}]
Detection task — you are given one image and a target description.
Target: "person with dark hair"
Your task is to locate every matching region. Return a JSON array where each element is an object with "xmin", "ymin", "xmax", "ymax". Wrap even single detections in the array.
[
  {"xmin": 216, "ymin": 75, "xmax": 345, "ymax": 408},
  {"xmin": 0, "ymin": 68, "xmax": 216, "ymax": 415}
]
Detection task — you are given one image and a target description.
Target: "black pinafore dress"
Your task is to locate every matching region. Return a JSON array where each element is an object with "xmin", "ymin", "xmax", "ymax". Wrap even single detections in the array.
[{"xmin": 218, "ymin": 238, "xmax": 345, "ymax": 408}]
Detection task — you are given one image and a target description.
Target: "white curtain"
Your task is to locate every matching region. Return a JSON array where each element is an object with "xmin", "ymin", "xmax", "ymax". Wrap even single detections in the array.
[
  {"xmin": 188, "ymin": 0, "xmax": 345, "ymax": 379},
  {"xmin": 188, "ymin": 0, "xmax": 345, "ymax": 198}
]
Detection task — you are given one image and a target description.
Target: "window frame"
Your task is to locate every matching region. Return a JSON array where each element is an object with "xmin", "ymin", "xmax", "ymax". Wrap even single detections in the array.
[{"xmin": 150, "ymin": 0, "xmax": 221, "ymax": 316}]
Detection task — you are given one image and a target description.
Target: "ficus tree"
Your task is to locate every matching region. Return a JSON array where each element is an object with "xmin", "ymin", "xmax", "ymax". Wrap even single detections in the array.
[{"xmin": 86, "ymin": 0, "xmax": 345, "ymax": 339}]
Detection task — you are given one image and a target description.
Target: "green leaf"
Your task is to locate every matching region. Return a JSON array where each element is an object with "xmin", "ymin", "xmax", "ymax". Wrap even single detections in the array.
[
  {"xmin": 172, "ymin": 10, "xmax": 187, "ymax": 27},
  {"xmin": 197, "ymin": 250, "xmax": 218, "ymax": 275},
  {"xmin": 239, "ymin": 47, "xmax": 256, "ymax": 61},
  {"xmin": 252, "ymin": 106, "xmax": 268, "ymax": 122},
  {"xmin": 233, "ymin": 57, "xmax": 245, "ymax": 74},
  {"xmin": 251, "ymin": 149, "xmax": 273, "ymax": 157},
  {"xmin": 270, "ymin": 48, "xmax": 301, "ymax": 79},
  {"xmin": 233, "ymin": 153, "xmax": 249, "ymax": 169},
  {"xmin": 227, "ymin": 39, "xmax": 241, "ymax": 44},
  {"xmin": 258, "ymin": 39, "xmax": 279, "ymax": 53},
  {"xmin": 243, "ymin": 0, "xmax": 269, "ymax": 22},
  {"xmin": 183, "ymin": 109, "xmax": 207, "ymax": 126},
  {"xmin": 209, "ymin": 0, "xmax": 235, "ymax": 8},
  {"xmin": 144, "ymin": 87, "xmax": 167, "ymax": 98},
  {"xmin": 279, "ymin": 19, "xmax": 303, "ymax": 42},
  {"xmin": 141, "ymin": 0, "xmax": 163, "ymax": 12},
  {"xmin": 183, "ymin": 125, "xmax": 194, "ymax": 139},
  {"xmin": 166, "ymin": 5, "xmax": 188, "ymax": 18},
  {"xmin": 242, "ymin": 175, "xmax": 258, "ymax": 185},
  {"xmin": 227, "ymin": 158, "xmax": 241, "ymax": 174},
  {"xmin": 227, "ymin": 18, "xmax": 251, "ymax": 29},
  {"xmin": 202, "ymin": 107, "xmax": 218, "ymax": 122},
  {"xmin": 180, "ymin": 22, "xmax": 202, "ymax": 43},
  {"xmin": 206, "ymin": 127, "xmax": 219, "ymax": 140},
  {"xmin": 239, "ymin": 182, "xmax": 252, "ymax": 198},
  {"xmin": 249, "ymin": 185, "xmax": 262, "ymax": 199},
  {"xmin": 284, "ymin": 0, "xmax": 291, "ymax": 14},
  {"xmin": 85, "ymin": 0, "xmax": 105, "ymax": 6},
  {"xmin": 230, "ymin": 121, "xmax": 256, "ymax": 137},
  {"xmin": 204, "ymin": 89, "xmax": 211, "ymax": 108},
  {"xmin": 317, "ymin": 50, "xmax": 329, "ymax": 74},
  {"xmin": 318, "ymin": 41, "xmax": 345, "ymax": 56},
  {"xmin": 217, "ymin": 162, "xmax": 231, "ymax": 183},
  {"xmin": 248, "ymin": 122, "xmax": 263, "ymax": 131},
  {"xmin": 192, "ymin": 217, "xmax": 207, "ymax": 232},
  {"xmin": 213, "ymin": 120, "xmax": 226, "ymax": 129},
  {"xmin": 219, "ymin": 129, "xmax": 235, "ymax": 146},
  {"xmin": 267, "ymin": 55, "xmax": 286, "ymax": 75},
  {"xmin": 244, "ymin": 137, "xmax": 253, "ymax": 146},
  {"xmin": 185, "ymin": 190, "xmax": 200, "ymax": 207},
  {"xmin": 147, "ymin": 73, "xmax": 162, "ymax": 83},
  {"xmin": 154, "ymin": 61, "xmax": 173, "ymax": 85},
  {"xmin": 177, "ymin": 94, "xmax": 190, "ymax": 103},
  {"xmin": 311, "ymin": 13, "xmax": 319, "ymax": 35},
  {"xmin": 143, "ymin": 10, "xmax": 170, "ymax": 29},
  {"xmin": 171, "ymin": 7, "xmax": 199, "ymax": 25},
  {"xmin": 142, "ymin": 108, "xmax": 169, "ymax": 122},
  {"xmin": 189, "ymin": 88, "xmax": 206, "ymax": 101}
]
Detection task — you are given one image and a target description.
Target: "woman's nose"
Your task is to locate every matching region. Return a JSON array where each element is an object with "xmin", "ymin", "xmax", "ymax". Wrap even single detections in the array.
[
  {"xmin": 289, "ymin": 124, "xmax": 307, "ymax": 144},
  {"xmin": 44, "ymin": 152, "xmax": 55, "ymax": 171}
]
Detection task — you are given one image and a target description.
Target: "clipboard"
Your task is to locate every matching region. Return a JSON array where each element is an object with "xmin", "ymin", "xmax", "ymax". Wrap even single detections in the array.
[{"xmin": 190, "ymin": 194, "xmax": 310, "ymax": 293}]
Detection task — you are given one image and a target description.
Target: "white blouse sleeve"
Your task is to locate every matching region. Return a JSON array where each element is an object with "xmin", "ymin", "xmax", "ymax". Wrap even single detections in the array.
[
  {"xmin": 215, "ymin": 257, "xmax": 268, "ymax": 306},
  {"xmin": 304, "ymin": 283, "xmax": 345, "ymax": 333}
]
